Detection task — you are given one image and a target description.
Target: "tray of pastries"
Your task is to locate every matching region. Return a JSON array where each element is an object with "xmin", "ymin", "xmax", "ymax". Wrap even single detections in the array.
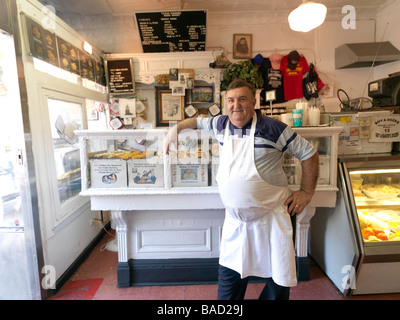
[{"xmin": 361, "ymin": 184, "xmax": 400, "ymax": 200}]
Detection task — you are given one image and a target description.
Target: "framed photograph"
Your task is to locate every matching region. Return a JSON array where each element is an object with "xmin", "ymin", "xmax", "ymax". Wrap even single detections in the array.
[
  {"xmin": 185, "ymin": 104, "xmax": 198, "ymax": 118},
  {"xmin": 172, "ymin": 85, "xmax": 185, "ymax": 96},
  {"xmin": 192, "ymin": 86, "xmax": 213, "ymax": 102},
  {"xmin": 186, "ymin": 78, "xmax": 194, "ymax": 89},
  {"xmin": 233, "ymin": 34, "xmax": 252, "ymax": 59},
  {"xmin": 118, "ymin": 98, "xmax": 136, "ymax": 117},
  {"xmin": 155, "ymin": 87, "xmax": 185, "ymax": 126},
  {"xmin": 87, "ymin": 109, "xmax": 99, "ymax": 121},
  {"xmin": 86, "ymin": 100, "xmax": 99, "ymax": 121},
  {"xmin": 169, "ymin": 68, "xmax": 178, "ymax": 81}
]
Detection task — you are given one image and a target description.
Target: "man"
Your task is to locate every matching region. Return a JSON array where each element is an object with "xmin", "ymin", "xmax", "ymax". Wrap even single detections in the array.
[{"xmin": 164, "ymin": 79, "xmax": 319, "ymax": 300}]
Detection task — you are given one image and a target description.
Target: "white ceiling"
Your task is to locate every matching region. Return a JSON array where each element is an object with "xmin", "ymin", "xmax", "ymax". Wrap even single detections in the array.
[
  {"xmin": 36, "ymin": 0, "xmax": 395, "ymax": 53},
  {"xmin": 39, "ymin": 0, "xmax": 393, "ymax": 18}
]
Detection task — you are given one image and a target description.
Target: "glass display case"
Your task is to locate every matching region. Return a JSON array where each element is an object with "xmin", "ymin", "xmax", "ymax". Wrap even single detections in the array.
[
  {"xmin": 310, "ymin": 153, "xmax": 400, "ymax": 296},
  {"xmin": 76, "ymin": 129, "xmax": 220, "ymax": 192},
  {"xmin": 350, "ymin": 168, "xmax": 400, "ymax": 243},
  {"xmin": 283, "ymin": 135, "xmax": 333, "ymax": 189},
  {"xmin": 76, "ymin": 127, "xmax": 341, "ymax": 194}
]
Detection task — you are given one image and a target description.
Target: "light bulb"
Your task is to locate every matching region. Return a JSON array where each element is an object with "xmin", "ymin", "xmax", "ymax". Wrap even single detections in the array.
[{"xmin": 288, "ymin": 1, "xmax": 327, "ymax": 32}]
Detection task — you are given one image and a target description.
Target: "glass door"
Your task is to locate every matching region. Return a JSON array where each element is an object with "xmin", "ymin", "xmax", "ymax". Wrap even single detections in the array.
[
  {"xmin": 0, "ymin": 30, "xmax": 41, "ymax": 299},
  {"xmin": 0, "ymin": 35, "xmax": 23, "ymax": 229}
]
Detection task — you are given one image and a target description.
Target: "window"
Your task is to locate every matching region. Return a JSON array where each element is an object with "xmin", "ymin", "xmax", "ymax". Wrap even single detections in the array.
[{"xmin": 47, "ymin": 98, "xmax": 83, "ymax": 205}]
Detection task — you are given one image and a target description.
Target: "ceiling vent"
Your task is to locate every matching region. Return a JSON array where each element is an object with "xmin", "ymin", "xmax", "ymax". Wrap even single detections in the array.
[{"xmin": 335, "ymin": 41, "xmax": 400, "ymax": 69}]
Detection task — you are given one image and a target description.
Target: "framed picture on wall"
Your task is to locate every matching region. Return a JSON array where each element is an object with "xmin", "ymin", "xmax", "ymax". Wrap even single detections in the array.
[
  {"xmin": 233, "ymin": 34, "xmax": 252, "ymax": 59},
  {"xmin": 155, "ymin": 87, "xmax": 185, "ymax": 126},
  {"xmin": 192, "ymin": 86, "xmax": 213, "ymax": 102}
]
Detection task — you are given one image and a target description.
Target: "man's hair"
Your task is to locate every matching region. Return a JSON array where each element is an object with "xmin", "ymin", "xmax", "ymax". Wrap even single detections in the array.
[{"xmin": 226, "ymin": 78, "xmax": 256, "ymax": 98}]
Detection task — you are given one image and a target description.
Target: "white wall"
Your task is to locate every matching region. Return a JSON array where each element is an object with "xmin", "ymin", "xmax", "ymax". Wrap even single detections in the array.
[
  {"xmin": 374, "ymin": 0, "xmax": 400, "ymax": 81},
  {"xmin": 206, "ymin": 13, "xmax": 377, "ymax": 112},
  {"xmin": 62, "ymin": 5, "xmax": 400, "ymax": 113}
]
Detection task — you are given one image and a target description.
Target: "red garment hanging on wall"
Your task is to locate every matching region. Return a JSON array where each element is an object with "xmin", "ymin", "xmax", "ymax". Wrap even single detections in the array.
[{"xmin": 280, "ymin": 53, "xmax": 310, "ymax": 101}]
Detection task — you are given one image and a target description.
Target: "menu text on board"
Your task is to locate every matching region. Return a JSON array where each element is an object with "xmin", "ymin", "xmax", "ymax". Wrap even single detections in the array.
[
  {"xmin": 135, "ymin": 10, "xmax": 206, "ymax": 53},
  {"xmin": 105, "ymin": 59, "xmax": 135, "ymax": 96}
]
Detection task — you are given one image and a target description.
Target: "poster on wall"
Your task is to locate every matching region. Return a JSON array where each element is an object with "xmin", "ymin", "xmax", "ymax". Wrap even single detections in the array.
[
  {"xmin": 24, "ymin": 15, "xmax": 59, "ymax": 67},
  {"xmin": 23, "ymin": 15, "xmax": 107, "ymax": 86},
  {"xmin": 79, "ymin": 51, "xmax": 96, "ymax": 81},
  {"xmin": 57, "ymin": 36, "xmax": 81, "ymax": 75}
]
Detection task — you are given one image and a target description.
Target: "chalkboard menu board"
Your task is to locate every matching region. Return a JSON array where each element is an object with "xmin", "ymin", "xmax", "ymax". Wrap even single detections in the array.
[
  {"xmin": 104, "ymin": 59, "xmax": 135, "ymax": 96},
  {"xmin": 135, "ymin": 10, "xmax": 206, "ymax": 53}
]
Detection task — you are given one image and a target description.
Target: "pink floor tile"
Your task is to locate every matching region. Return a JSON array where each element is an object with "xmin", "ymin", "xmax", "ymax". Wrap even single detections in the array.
[
  {"xmin": 184, "ymin": 284, "xmax": 218, "ymax": 300},
  {"xmin": 147, "ymin": 285, "xmax": 186, "ymax": 300},
  {"xmin": 48, "ymin": 231, "xmax": 400, "ymax": 301}
]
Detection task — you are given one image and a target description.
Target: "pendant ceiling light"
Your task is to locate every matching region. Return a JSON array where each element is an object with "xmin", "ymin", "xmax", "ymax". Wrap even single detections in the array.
[{"xmin": 288, "ymin": 1, "xmax": 327, "ymax": 32}]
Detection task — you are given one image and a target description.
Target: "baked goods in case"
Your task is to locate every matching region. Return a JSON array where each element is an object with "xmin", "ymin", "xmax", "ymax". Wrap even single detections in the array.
[
  {"xmin": 353, "ymin": 190, "xmax": 367, "ymax": 200},
  {"xmin": 361, "ymin": 184, "xmax": 400, "ymax": 200},
  {"xmin": 93, "ymin": 150, "xmax": 156, "ymax": 160},
  {"xmin": 358, "ymin": 209, "xmax": 400, "ymax": 242}
]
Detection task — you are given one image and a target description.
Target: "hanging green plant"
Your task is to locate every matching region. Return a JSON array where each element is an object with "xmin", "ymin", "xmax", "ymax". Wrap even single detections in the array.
[{"xmin": 220, "ymin": 60, "xmax": 264, "ymax": 91}]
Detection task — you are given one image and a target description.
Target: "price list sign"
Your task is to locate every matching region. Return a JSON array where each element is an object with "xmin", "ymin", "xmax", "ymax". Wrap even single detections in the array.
[
  {"xmin": 105, "ymin": 59, "xmax": 135, "ymax": 96},
  {"xmin": 135, "ymin": 10, "xmax": 206, "ymax": 53}
]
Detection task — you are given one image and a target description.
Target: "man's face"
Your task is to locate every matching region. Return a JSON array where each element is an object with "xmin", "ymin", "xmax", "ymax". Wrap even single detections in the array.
[{"xmin": 226, "ymin": 86, "xmax": 256, "ymax": 128}]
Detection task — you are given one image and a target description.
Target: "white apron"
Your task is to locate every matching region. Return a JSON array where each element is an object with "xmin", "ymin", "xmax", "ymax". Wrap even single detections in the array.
[{"xmin": 216, "ymin": 114, "xmax": 297, "ymax": 287}]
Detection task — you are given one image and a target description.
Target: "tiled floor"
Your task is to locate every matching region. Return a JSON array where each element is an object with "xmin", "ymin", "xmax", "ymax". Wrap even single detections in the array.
[{"xmin": 47, "ymin": 230, "xmax": 400, "ymax": 300}]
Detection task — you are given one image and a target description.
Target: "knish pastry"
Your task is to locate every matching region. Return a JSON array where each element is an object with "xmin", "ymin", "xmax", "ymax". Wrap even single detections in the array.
[
  {"xmin": 361, "ymin": 184, "xmax": 400, "ymax": 200},
  {"xmin": 32, "ymin": 26, "xmax": 41, "ymax": 39}
]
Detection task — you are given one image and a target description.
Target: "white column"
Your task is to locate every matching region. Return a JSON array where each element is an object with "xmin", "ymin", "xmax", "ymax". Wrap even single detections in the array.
[
  {"xmin": 111, "ymin": 210, "xmax": 128, "ymax": 263},
  {"xmin": 296, "ymin": 206, "xmax": 316, "ymax": 257}
]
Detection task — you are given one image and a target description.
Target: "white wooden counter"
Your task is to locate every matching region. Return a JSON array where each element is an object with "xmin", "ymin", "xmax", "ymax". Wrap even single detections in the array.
[{"xmin": 76, "ymin": 126, "xmax": 342, "ymax": 286}]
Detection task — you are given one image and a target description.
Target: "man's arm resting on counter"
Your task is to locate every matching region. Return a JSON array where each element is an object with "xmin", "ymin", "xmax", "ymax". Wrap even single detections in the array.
[
  {"xmin": 300, "ymin": 152, "xmax": 319, "ymax": 197},
  {"xmin": 285, "ymin": 152, "xmax": 319, "ymax": 215},
  {"xmin": 163, "ymin": 117, "xmax": 198, "ymax": 155}
]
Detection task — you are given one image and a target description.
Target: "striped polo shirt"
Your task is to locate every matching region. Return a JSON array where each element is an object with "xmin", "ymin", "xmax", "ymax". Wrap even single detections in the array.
[{"xmin": 197, "ymin": 114, "xmax": 317, "ymax": 187}]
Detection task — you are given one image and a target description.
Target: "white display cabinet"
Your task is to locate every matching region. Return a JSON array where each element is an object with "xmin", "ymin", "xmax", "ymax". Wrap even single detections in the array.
[{"xmin": 75, "ymin": 126, "xmax": 342, "ymax": 287}]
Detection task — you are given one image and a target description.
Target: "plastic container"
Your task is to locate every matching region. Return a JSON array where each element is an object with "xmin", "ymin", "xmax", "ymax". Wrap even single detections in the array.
[{"xmin": 292, "ymin": 109, "xmax": 303, "ymax": 127}]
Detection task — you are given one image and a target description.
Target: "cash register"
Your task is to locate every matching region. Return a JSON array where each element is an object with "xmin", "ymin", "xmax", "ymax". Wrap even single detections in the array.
[{"xmin": 368, "ymin": 72, "xmax": 400, "ymax": 107}]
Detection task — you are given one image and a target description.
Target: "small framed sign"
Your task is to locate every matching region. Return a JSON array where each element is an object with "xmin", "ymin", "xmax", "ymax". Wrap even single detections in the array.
[
  {"xmin": 105, "ymin": 58, "xmax": 135, "ymax": 96},
  {"xmin": 185, "ymin": 104, "xmax": 198, "ymax": 118}
]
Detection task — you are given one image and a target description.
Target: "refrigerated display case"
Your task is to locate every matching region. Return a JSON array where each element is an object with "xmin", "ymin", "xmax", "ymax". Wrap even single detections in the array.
[{"xmin": 310, "ymin": 153, "xmax": 400, "ymax": 295}]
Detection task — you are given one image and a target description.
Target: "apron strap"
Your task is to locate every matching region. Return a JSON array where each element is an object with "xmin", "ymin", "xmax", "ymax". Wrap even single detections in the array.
[{"xmin": 224, "ymin": 113, "xmax": 257, "ymax": 140}]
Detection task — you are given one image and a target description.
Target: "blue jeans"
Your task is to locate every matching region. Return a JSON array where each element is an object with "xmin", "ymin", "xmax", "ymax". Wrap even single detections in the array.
[{"xmin": 217, "ymin": 265, "xmax": 290, "ymax": 300}]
